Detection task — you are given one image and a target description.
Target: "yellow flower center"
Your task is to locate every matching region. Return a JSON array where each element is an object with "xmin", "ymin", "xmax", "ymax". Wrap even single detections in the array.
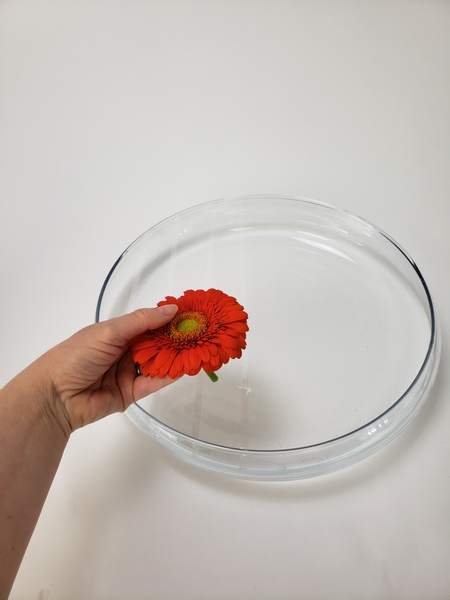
[
  {"xmin": 166, "ymin": 310, "xmax": 208, "ymax": 341},
  {"xmin": 177, "ymin": 318, "xmax": 199, "ymax": 333}
]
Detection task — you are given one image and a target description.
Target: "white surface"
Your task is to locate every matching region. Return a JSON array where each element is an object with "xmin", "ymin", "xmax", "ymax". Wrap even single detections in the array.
[{"xmin": 1, "ymin": 1, "xmax": 449, "ymax": 598}]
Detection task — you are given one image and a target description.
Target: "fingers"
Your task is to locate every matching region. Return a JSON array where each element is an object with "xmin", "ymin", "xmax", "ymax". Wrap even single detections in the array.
[
  {"xmin": 133, "ymin": 374, "xmax": 176, "ymax": 402},
  {"xmin": 116, "ymin": 350, "xmax": 178, "ymax": 409},
  {"xmin": 99, "ymin": 305, "xmax": 178, "ymax": 347}
]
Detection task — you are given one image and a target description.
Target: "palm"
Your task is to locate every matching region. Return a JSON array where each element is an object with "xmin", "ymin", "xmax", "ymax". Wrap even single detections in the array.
[{"xmin": 61, "ymin": 351, "xmax": 137, "ymax": 429}]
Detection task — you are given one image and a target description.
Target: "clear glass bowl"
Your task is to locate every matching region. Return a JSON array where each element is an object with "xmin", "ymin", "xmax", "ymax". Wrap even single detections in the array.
[{"xmin": 96, "ymin": 195, "xmax": 441, "ymax": 480}]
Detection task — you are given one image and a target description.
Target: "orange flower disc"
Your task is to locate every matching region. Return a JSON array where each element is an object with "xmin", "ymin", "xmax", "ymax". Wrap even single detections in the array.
[
  {"xmin": 131, "ymin": 289, "xmax": 249, "ymax": 379},
  {"xmin": 165, "ymin": 310, "xmax": 209, "ymax": 342}
]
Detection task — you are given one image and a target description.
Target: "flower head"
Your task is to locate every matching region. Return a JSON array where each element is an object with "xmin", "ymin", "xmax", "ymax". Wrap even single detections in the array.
[{"xmin": 131, "ymin": 289, "xmax": 248, "ymax": 380}]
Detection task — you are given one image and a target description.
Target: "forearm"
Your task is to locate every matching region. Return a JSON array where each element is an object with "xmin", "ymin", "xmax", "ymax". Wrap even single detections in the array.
[
  {"xmin": 0, "ymin": 308, "xmax": 176, "ymax": 597},
  {"xmin": 0, "ymin": 360, "xmax": 68, "ymax": 599}
]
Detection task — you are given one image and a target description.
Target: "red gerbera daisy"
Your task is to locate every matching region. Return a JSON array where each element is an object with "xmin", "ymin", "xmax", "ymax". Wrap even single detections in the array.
[{"xmin": 131, "ymin": 289, "xmax": 249, "ymax": 381}]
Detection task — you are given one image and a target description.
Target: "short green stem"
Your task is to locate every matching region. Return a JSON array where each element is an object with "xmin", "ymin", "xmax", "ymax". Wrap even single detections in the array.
[{"xmin": 206, "ymin": 371, "xmax": 219, "ymax": 382}]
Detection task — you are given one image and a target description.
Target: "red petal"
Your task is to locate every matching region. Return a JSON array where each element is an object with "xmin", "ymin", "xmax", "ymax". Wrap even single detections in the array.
[
  {"xmin": 203, "ymin": 354, "xmax": 222, "ymax": 372},
  {"xmin": 196, "ymin": 343, "xmax": 210, "ymax": 363},
  {"xmin": 151, "ymin": 348, "xmax": 176, "ymax": 376},
  {"xmin": 217, "ymin": 345, "xmax": 231, "ymax": 364},
  {"xmin": 168, "ymin": 352, "xmax": 184, "ymax": 378},
  {"xmin": 187, "ymin": 347, "xmax": 202, "ymax": 373},
  {"xmin": 212, "ymin": 333, "xmax": 242, "ymax": 349},
  {"xmin": 223, "ymin": 321, "xmax": 249, "ymax": 332},
  {"xmin": 131, "ymin": 344, "xmax": 161, "ymax": 363},
  {"xmin": 207, "ymin": 342, "xmax": 218, "ymax": 356},
  {"xmin": 218, "ymin": 311, "xmax": 248, "ymax": 323}
]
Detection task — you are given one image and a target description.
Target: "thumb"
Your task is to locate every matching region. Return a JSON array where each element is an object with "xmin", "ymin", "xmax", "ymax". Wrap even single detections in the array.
[{"xmin": 100, "ymin": 305, "xmax": 178, "ymax": 346}]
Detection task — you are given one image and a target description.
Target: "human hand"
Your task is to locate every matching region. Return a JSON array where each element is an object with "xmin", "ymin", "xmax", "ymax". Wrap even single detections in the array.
[{"xmin": 34, "ymin": 305, "xmax": 178, "ymax": 437}]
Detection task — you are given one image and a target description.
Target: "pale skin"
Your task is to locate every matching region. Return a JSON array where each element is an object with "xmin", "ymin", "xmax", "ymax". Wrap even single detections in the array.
[{"xmin": 0, "ymin": 304, "xmax": 178, "ymax": 599}]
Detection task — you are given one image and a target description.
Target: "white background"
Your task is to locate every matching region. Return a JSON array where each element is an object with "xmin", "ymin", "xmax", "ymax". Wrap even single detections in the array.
[{"xmin": 1, "ymin": 1, "xmax": 449, "ymax": 598}]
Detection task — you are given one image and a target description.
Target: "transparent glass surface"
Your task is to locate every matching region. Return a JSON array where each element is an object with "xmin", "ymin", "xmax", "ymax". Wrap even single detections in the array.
[{"xmin": 96, "ymin": 196, "xmax": 441, "ymax": 480}]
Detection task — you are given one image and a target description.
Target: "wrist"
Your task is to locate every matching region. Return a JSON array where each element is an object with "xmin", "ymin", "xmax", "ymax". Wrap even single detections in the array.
[{"xmin": 7, "ymin": 357, "xmax": 73, "ymax": 443}]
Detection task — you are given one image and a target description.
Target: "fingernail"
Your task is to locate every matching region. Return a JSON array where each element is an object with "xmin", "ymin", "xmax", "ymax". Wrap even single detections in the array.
[{"xmin": 156, "ymin": 304, "xmax": 178, "ymax": 316}]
